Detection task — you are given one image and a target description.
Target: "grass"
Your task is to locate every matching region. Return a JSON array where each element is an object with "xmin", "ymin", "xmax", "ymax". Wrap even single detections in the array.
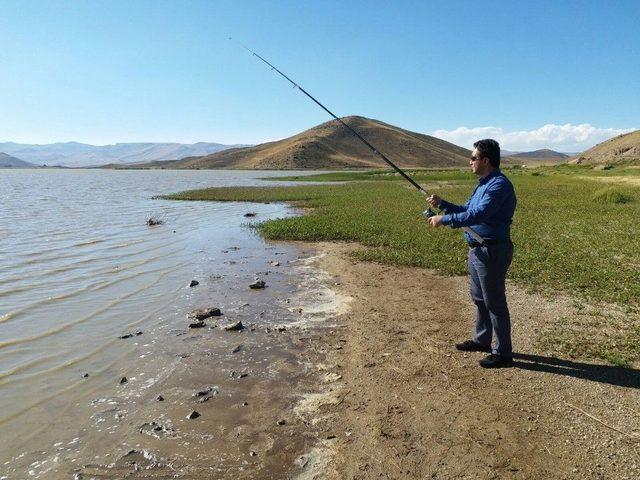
[
  {"xmin": 163, "ymin": 165, "xmax": 640, "ymax": 365},
  {"xmin": 592, "ymin": 187, "xmax": 634, "ymax": 204}
]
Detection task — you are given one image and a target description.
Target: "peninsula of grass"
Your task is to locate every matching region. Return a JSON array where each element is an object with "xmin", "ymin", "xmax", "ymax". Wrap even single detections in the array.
[{"xmin": 163, "ymin": 167, "xmax": 640, "ymax": 365}]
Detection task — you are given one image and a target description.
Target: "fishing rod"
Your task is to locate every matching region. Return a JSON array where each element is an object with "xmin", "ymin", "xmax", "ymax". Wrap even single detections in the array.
[{"xmin": 232, "ymin": 39, "xmax": 485, "ymax": 245}]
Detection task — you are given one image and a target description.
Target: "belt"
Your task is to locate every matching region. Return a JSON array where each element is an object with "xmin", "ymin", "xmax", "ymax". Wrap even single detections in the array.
[{"xmin": 468, "ymin": 239, "xmax": 508, "ymax": 248}]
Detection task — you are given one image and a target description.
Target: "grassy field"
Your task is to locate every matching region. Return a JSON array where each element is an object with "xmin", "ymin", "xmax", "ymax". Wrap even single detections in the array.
[{"xmin": 164, "ymin": 165, "xmax": 640, "ymax": 365}]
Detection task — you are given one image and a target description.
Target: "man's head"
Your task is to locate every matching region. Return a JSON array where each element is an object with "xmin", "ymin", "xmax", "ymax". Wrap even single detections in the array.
[{"xmin": 471, "ymin": 139, "xmax": 500, "ymax": 177}]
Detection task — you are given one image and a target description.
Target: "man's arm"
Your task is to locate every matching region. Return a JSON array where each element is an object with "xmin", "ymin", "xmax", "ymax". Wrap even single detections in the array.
[
  {"xmin": 441, "ymin": 180, "xmax": 511, "ymax": 228},
  {"xmin": 439, "ymin": 198, "xmax": 468, "ymax": 214},
  {"xmin": 427, "ymin": 195, "xmax": 468, "ymax": 214}
]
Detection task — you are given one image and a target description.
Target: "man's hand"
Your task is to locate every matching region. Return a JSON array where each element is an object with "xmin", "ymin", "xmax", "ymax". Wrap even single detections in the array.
[
  {"xmin": 427, "ymin": 194, "xmax": 442, "ymax": 208},
  {"xmin": 428, "ymin": 215, "xmax": 444, "ymax": 227}
]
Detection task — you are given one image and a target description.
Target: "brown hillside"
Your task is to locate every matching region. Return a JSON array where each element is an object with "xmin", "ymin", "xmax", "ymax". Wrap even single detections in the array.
[
  {"xmin": 572, "ymin": 130, "xmax": 640, "ymax": 165},
  {"xmin": 174, "ymin": 116, "xmax": 471, "ymax": 169}
]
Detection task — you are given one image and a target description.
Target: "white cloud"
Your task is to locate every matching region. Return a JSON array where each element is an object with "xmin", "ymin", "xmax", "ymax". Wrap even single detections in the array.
[{"xmin": 431, "ymin": 124, "xmax": 635, "ymax": 153}]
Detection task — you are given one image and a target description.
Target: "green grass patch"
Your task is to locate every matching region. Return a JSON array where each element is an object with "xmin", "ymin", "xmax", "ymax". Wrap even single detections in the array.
[
  {"xmin": 592, "ymin": 187, "xmax": 634, "ymax": 204},
  {"xmin": 163, "ymin": 167, "xmax": 640, "ymax": 364},
  {"xmin": 271, "ymin": 168, "xmax": 476, "ymax": 183}
]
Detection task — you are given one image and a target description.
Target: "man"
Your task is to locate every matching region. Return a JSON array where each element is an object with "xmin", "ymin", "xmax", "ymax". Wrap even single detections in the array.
[{"xmin": 427, "ymin": 139, "xmax": 516, "ymax": 368}]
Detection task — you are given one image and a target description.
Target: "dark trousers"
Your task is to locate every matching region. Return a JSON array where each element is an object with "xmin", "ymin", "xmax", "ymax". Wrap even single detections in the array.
[{"xmin": 467, "ymin": 242, "xmax": 514, "ymax": 356}]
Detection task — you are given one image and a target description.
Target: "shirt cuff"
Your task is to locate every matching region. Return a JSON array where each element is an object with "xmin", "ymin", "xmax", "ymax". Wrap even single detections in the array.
[{"xmin": 441, "ymin": 214, "xmax": 453, "ymax": 226}]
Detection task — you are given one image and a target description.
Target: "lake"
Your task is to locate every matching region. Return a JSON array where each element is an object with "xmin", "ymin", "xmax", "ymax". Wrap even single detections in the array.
[{"xmin": 0, "ymin": 168, "xmax": 327, "ymax": 476}]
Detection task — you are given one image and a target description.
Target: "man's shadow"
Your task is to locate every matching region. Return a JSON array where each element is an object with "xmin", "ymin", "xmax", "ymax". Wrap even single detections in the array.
[{"xmin": 512, "ymin": 353, "xmax": 640, "ymax": 389}]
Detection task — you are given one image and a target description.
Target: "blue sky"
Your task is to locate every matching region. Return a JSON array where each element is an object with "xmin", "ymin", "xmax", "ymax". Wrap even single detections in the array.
[{"xmin": 1, "ymin": 0, "xmax": 638, "ymax": 151}]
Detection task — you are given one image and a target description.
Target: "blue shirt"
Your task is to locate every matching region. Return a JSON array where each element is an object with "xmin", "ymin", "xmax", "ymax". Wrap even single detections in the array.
[{"xmin": 440, "ymin": 169, "xmax": 516, "ymax": 243}]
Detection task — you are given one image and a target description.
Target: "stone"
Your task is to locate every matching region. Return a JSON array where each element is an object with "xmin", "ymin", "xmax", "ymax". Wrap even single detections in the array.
[
  {"xmin": 244, "ymin": 212, "xmax": 257, "ymax": 217},
  {"xmin": 231, "ymin": 345, "xmax": 242, "ymax": 353},
  {"xmin": 193, "ymin": 387, "xmax": 213, "ymax": 397},
  {"xmin": 277, "ymin": 419, "xmax": 286, "ymax": 426},
  {"xmin": 189, "ymin": 280, "xmax": 199, "ymax": 287},
  {"xmin": 119, "ymin": 331, "xmax": 142, "ymax": 339},
  {"xmin": 249, "ymin": 451, "xmax": 257, "ymax": 456},
  {"xmin": 270, "ymin": 261, "xmax": 280, "ymax": 267},
  {"xmin": 189, "ymin": 321, "xmax": 206, "ymax": 329},
  {"xmin": 187, "ymin": 410, "xmax": 200, "ymax": 420},
  {"xmin": 120, "ymin": 376, "xmax": 128, "ymax": 384},
  {"xmin": 82, "ymin": 373, "xmax": 89, "ymax": 378},
  {"xmin": 157, "ymin": 395, "xmax": 164, "ymax": 401},
  {"xmin": 189, "ymin": 307, "xmax": 222, "ymax": 320},
  {"xmin": 249, "ymin": 280, "xmax": 266, "ymax": 289},
  {"xmin": 224, "ymin": 321, "xmax": 244, "ymax": 332}
]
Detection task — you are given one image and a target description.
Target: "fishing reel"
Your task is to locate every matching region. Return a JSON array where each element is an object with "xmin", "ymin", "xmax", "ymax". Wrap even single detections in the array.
[{"xmin": 423, "ymin": 208, "xmax": 437, "ymax": 220}]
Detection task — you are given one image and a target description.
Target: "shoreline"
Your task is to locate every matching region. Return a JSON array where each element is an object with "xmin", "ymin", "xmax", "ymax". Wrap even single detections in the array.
[{"xmin": 4, "ymin": 239, "xmax": 639, "ymax": 478}]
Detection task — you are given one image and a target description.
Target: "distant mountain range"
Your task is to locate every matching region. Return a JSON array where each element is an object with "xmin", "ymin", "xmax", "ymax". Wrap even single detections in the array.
[
  {"xmin": 502, "ymin": 149, "xmax": 570, "ymax": 158},
  {"xmin": 0, "ymin": 152, "xmax": 34, "ymax": 168},
  {"xmin": 0, "ymin": 141, "xmax": 249, "ymax": 167},
  {"xmin": 506, "ymin": 149, "xmax": 570, "ymax": 159},
  {"xmin": 160, "ymin": 116, "xmax": 471, "ymax": 170}
]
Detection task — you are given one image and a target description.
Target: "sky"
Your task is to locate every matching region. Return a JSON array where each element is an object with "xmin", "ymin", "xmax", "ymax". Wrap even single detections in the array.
[{"xmin": 1, "ymin": 0, "xmax": 638, "ymax": 152}]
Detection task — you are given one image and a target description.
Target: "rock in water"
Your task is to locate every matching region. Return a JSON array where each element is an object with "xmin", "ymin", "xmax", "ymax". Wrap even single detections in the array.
[
  {"xmin": 187, "ymin": 410, "xmax": 200, "ymax": 420},
  {"xmin": 188, "ymin": 307, "xmax": 222, "ymax": 320},
  {"xmin": 188, "ymin": 321, "xmax": 206, "ymax": 329},
  {"xmin": 120, "ymin": 376, "xmax": 128, "ymax": 384},
  {"xmin": 244, "ymin": 212, "xmax": 257, "ymax": 217},
  {"xmin": 249, "ymin": 280, "xmax": 266, "ymax": 289},
  {"xmin": 189, "ymin": 280, "xmax": 199, "ymax": 287},
  {"xmin": 157, "ymin": 395, "xmax": 164, "ymax": 401},
  {"xmin": 119, "ymin": 331, "xmax": 143, "ymax": 339},
  {"xmin": 223, "ymin": 321, "xmax": 244, "ymax": 332}
]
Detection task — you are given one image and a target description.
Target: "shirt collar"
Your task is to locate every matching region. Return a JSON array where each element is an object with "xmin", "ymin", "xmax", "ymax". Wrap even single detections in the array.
[{"xmin": 478, "ymin": 168, "xmax": 501, "ymax": 185}]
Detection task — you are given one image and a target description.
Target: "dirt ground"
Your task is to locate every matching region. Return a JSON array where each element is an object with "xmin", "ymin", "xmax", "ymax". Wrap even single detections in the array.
[{"xmin": 299, "ymin": 242, "xmax": 640, "ymax": 480}]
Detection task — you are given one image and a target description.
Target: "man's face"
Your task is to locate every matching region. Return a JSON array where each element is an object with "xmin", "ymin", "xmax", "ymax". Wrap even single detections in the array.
[{"xmin": 470, "ymin": 148, "xmax": 490, "ymax": 176}]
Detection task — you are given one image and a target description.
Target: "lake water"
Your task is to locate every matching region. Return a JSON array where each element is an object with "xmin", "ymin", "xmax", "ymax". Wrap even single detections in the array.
[{"xmin": 0, "ymin": 169, "xmax": 325, "ymax": 474}]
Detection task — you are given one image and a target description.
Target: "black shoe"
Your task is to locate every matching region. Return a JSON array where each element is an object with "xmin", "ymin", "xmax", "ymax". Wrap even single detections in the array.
[
  {"xmin": 455, "ymin": 340, "xmax": 491, "ymax": 353},
  {"xmin": 479, "ymin": 354, "xmax": 513, "ymax": 368}
]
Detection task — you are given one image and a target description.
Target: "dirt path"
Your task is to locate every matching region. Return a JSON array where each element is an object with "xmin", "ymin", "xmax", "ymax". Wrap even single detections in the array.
[{"xmin": 302, "ymin": 242, "xmax": 640, "ymax": 479}]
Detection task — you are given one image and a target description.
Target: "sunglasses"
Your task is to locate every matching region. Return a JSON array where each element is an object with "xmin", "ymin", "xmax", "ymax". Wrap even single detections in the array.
[{"xmin": 470, "ymin": 155, "xmax": 483, "ymax": 162}]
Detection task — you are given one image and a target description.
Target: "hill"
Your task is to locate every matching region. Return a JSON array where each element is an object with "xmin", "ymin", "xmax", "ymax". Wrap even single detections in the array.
[
  {"xmin": 508, "ymin": 149, "xmax": 569, "ymax": 159},
  {"xmin": 172, "ymin": 116, "xmax": 471, "ymax": 169},
  {"xmin": 0, "ymin": 141, "xmax": 247, "ymax": 167},
  {"xmin": 0, "ymin": 152, "xmax": 34, "ymax": 168},
  {"xmin": 573, "ymin": 130, "xmax": 640, "ymax": 165}
]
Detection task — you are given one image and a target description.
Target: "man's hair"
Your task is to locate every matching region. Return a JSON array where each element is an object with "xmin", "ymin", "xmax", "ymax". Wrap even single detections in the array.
[{"xmin": 473, "ymin": 139, "xmax": 501, "ymax": 167}]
